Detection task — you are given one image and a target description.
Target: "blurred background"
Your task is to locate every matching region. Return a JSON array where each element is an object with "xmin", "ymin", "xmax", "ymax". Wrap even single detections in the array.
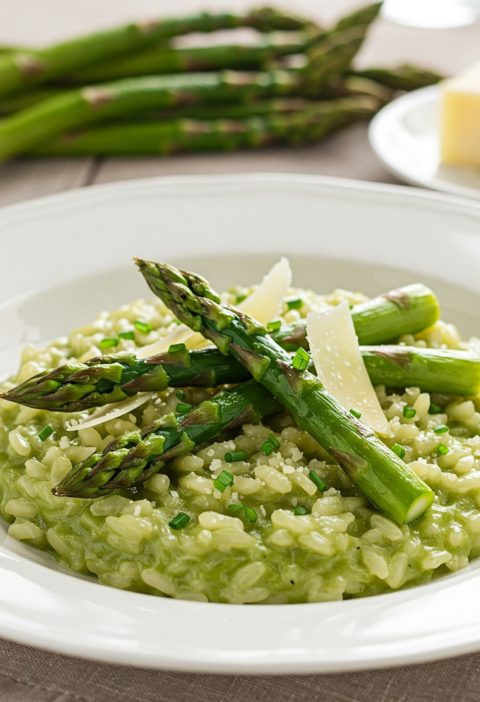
[{"xmin": 0, "ymin": 0, "xmax": 479, "ymax": 206}]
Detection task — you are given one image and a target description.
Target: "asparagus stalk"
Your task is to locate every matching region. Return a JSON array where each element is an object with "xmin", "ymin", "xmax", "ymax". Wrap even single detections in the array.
[
  {"xmin": 0, "ymin": 7, "xmax": 317, "ymax": 99},
  {"xmin": 137, "ymin": 260, "xmax": 434, "ymax": 524},
  {"xmin": 53, "ymin": 380, "xmax": 281, "ymax": 498},
  {"xmin": 66, "ymin": 34, "xmax": 310, "ymax": 84},
  {"xmin": 5, "ymin": 343, "xmax": 479, "ymax": 413},
  {"xmin": 29, "ymin": 96, "xmax": 379, "ymax": 157},
  {"xmin": 351, "ymin": 64, "xmax": 444, "ymax": 91}
]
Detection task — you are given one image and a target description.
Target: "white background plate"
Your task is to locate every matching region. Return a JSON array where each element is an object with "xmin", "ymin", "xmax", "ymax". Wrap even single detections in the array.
[
  {"xmin": 2, "ymin": 174, "xmax": 480, "ymax": 673},
  {"xmin": 369, "ymin": 85, "xmax": 480, "ymax": 200}
]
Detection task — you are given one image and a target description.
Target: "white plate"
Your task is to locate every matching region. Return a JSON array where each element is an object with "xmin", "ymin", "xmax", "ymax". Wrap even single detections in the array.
[
  {"xmin": 369, "ymin": 85, "xmax": 480, "ymax": 199},
  {"xmin": 2, "ymin": 174, "xmax": 480, "ymax": 674}
]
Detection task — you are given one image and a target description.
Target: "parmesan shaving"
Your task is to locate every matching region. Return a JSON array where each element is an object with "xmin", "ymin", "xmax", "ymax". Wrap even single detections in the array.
[
  {"xmin": 306, "ymin": 303, "xmax": 391, "ymax": 436},
  {"xmin": 238, "ymin": 257, "xmax": 292, "ymax": 324},
  {"xmin": 66, "ymin": 392, "xmax": 155, "ymax": 432}
]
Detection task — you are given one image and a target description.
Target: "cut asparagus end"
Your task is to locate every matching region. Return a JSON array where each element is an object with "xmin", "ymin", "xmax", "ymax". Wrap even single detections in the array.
[{"xmin": 405, "ymin": 491, "xmax": 435, "ymax": 524}]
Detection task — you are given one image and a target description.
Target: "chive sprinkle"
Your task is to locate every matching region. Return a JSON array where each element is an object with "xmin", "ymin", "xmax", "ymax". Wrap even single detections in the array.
[
  {"xmin": 429, "ymin": 403, "xmax": 442, "ymax": 415},
  {"xmin": 235, "ymin": 293, "xmax": 247, "ymax": 305},
  {"xmin": 99, "ymin": 337, "xmax": 119, "ymax": 350},
  {"xmin": 169, "ymin": 512, "xmax": 190, "ymax": 530},
  {"xmin": 38, "ymin": 425, "xmax": 54, "ymax": 442},
  {"xmin": 227, "ymin": 503, "xmax": 244, "ymax": 514},
  {"xmin": 434, "ymin": 424, "xmax": 449, "ymax": 434},
  {"xmin": 176, "ymin": 402, "xmax": 193, "ymax": 414},
  {"xmin": 119, "ymin": 330, "xmax": 135, "ymax": 340},
  {"xmin": 244, "ymin": 507, "xmax": 258, "ymax": 523},
  {"xmin": 224, "ymin": 450, "xmax": 248, "ymax": 463},
  {"xmin": 214, "ymin": 470, "xmax": 234, "ymax": 492},
  {"xmin": 292, "ymin": 347, "xmax": 310, "ymax": 371},
  {"xmin": 293, "ymin": 505, "xmax": 308, "ymax": 516},
  {"xmin": 261, "ymin": 433, "xmax": 280, "ymax": 456},
  {"xmin": 350, "ymin": 408, "xmax": 362, "ymax": 419},
  {"xmin": 267, "ymin": 319, "xmax": 282, "ymax": 333},
  {"xmin": 391, "ymin": 443, "xmax": 406, "ymax": 459},
  {"xmin": 403, "ymin": 406, "xmax": 416, "ymax": 419},
  {"xmin": 168, "ymin": 343, "xmax": 186, "ymax": 353},
  {"xmin": 309, "ymin": 470, "xmax": 327, "ymax": 492},
  {"xmin": 437, "ymin": 443, "xmax": 449, "ymax": 456},
  {"xmin": 287, "ymin": 298, "xmax": 303, "ymax": 310},
  {"xmin": 134, "ymin": 319, "xmax": 152, "ymax": 334}
]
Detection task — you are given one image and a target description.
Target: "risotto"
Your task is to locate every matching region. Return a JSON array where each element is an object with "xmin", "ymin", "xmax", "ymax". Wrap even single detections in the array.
[{"xmin": 1, "ymin": 281, "xmax": 480, "ymax": 604}]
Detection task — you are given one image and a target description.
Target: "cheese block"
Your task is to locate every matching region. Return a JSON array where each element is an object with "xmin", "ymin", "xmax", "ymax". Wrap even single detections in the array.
[{"xmin": 441, "ymin": 62, "xmax": 480, "ymax": 168}]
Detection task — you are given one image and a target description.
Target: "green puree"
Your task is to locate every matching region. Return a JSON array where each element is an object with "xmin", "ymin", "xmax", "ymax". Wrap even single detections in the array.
[{"xmin": 1, "ymin": 294, "xmax": 480, "ymax": 603}]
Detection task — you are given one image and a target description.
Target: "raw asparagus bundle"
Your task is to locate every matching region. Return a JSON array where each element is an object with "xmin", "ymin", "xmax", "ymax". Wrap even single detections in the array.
[
  {"xmin": 136, "ymin": 259, "xmax": 434, "ymax": 524},
  {"xmin": 6, "ymin": 344, "xmax": 479, "ymax": 414},
  {"xmin": 0, "ymin": 3, "xmax": 383, "ymax": 159},
  {"xmin": 3, "ymin": 282, "xmax": 440, "ymax": 412},
  {"xmin": 53, "ymin": 380, "xmax": 280, "ymax": 497},
  {"xmin": 0, "ymin": 7, "xmax": 317, "ymax": 99},
  {"xmin": 29, "ymin": 96, "xmax": 380, "ymax": 157}
]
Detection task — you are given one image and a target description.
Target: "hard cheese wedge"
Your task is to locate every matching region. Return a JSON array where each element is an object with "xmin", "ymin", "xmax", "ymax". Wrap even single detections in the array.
[
  {"xmin": 307, "ymin": 302, "xmax": 391, "ymax": 436},
  {"xmin": 441, "ymin": 62, "xmax": 480, "ymax": 168}
]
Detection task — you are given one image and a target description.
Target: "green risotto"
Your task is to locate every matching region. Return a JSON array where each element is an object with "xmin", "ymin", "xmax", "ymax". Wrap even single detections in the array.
[{"xmin": 1, "ymin": 286, "xmax": 480, "ymax": 604}]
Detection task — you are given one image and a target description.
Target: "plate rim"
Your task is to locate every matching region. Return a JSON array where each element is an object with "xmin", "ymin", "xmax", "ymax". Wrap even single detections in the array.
[{"xmin": 2, "ymin": 172, "xmax": 480, "ymax": 674}]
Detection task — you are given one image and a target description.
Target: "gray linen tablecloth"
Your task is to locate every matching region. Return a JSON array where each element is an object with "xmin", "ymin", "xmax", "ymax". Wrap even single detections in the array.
[{"xmin": 0, "ymin": 1, "xmax": 480, "ymax": 699}]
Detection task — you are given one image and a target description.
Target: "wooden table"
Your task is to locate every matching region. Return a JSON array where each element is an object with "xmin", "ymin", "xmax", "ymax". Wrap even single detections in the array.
[{"xmin": 1, "ymin": 3, "xmax": 480, "ymax": 701}]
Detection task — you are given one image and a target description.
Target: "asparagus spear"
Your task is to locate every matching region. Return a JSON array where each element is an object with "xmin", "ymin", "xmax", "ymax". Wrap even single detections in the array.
[
  {"xmin": 351, "ymin": 64, "xmax": 444, "ymax": 91},
  {"xmin": 137, "ymin": 260, "xmax": 434, "ymax": 524},
  {"xmin": 53, "ymin": 380, "xmax": 281, "ymax": 497},
  {"xmin": 6, "ymin": 343, "xmax": 479, "ymax": 413},
  {"xmin": 66, "ymin": 34, "xmax": 310, "ymax": 84},
  {"xmin": 29, "ymin": 96, "xmax": 379, "ymax": 157},
  {"xmin": 0, "ymin": 7, "xmax": 317, "ymax": 99}
]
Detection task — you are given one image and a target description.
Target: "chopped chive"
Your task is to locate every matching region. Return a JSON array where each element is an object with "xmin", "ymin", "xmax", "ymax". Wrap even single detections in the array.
[
  {"xmin": 38, "ymin": 425, "xmax": 53, "ymax": 442},
  {"xmin": 176, "ymin": 402, "xmax": 193, "ymax": 414},
  {"xmin": 403, "ymin": 405, "xmax": 416, "ymax": 419},
  {"xmin": 350, "ymin": 408, "xmax": 362, "ymax": 419},
  {"xmin": 261, "ymin": 433, "xmax": 280, "ymax": 456},
  {"xmin": 434, "ymin": 424, "xmax": 449, "ymax": 434},
  {"xmin": 119, "ymin": 330, "xmax": 135, "ymax": 340},
  {"xmin": 309, "ymin": 470, "xmax": 327, "ymax": 492},
  {"xmin": 267, "ymin": 319, "xmax": 282, "ymax": 333},
  {"xmin": 224, "ymin": 450, "xmax": 248, "ymax": 463},
  {"xmin": 391, "ymin": 443, "xmax": 406, "ymax": 459},
  {"xmin": 214, "ymin": 470, "xmax": 234, "ymax": 492},
  {"xmin": 99, "ymin": 337, "xmax": 119, "ymax": 350},
  {"xmin": 287, "ymin": 298, "xmax": 303, "ymax": 310},
  {"xmin": 169, "ymin": 512, "xmax": 190, "ymax": 530},
  {"xmin": 429, "ymin": 403, "xmax": 442, "ymax": 415},
  {"xmin": 293, "ymin": 505, "xmax": 308, "ymax": 516},
  {"xmin": 437, "ymin": 443, "xmax": 449, "ymax": 456},
  {"xmin": 227, "ymin": 503, "xmax": 244, "ymax": 514},
  {"xmin": 168, "ymin": 342, "xmax": 186, "ymax": 353},
  {"xmin": 175, "ymin": 389, "xmax": 186, "ymax": 400},
  {"xmin": 244, "ymin": 507, "xmax": 258, "ymax": 523},
  {"xmin": 134, "ymin": 319, "xmax": 152, "ymax": 334},
  {"xmin": 292, "ymin": 347, "xmax": 310, "ymax": 371},
  {"xmin": 234, "ymin": 293, "xmax": 247, "ymax": 305}
]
